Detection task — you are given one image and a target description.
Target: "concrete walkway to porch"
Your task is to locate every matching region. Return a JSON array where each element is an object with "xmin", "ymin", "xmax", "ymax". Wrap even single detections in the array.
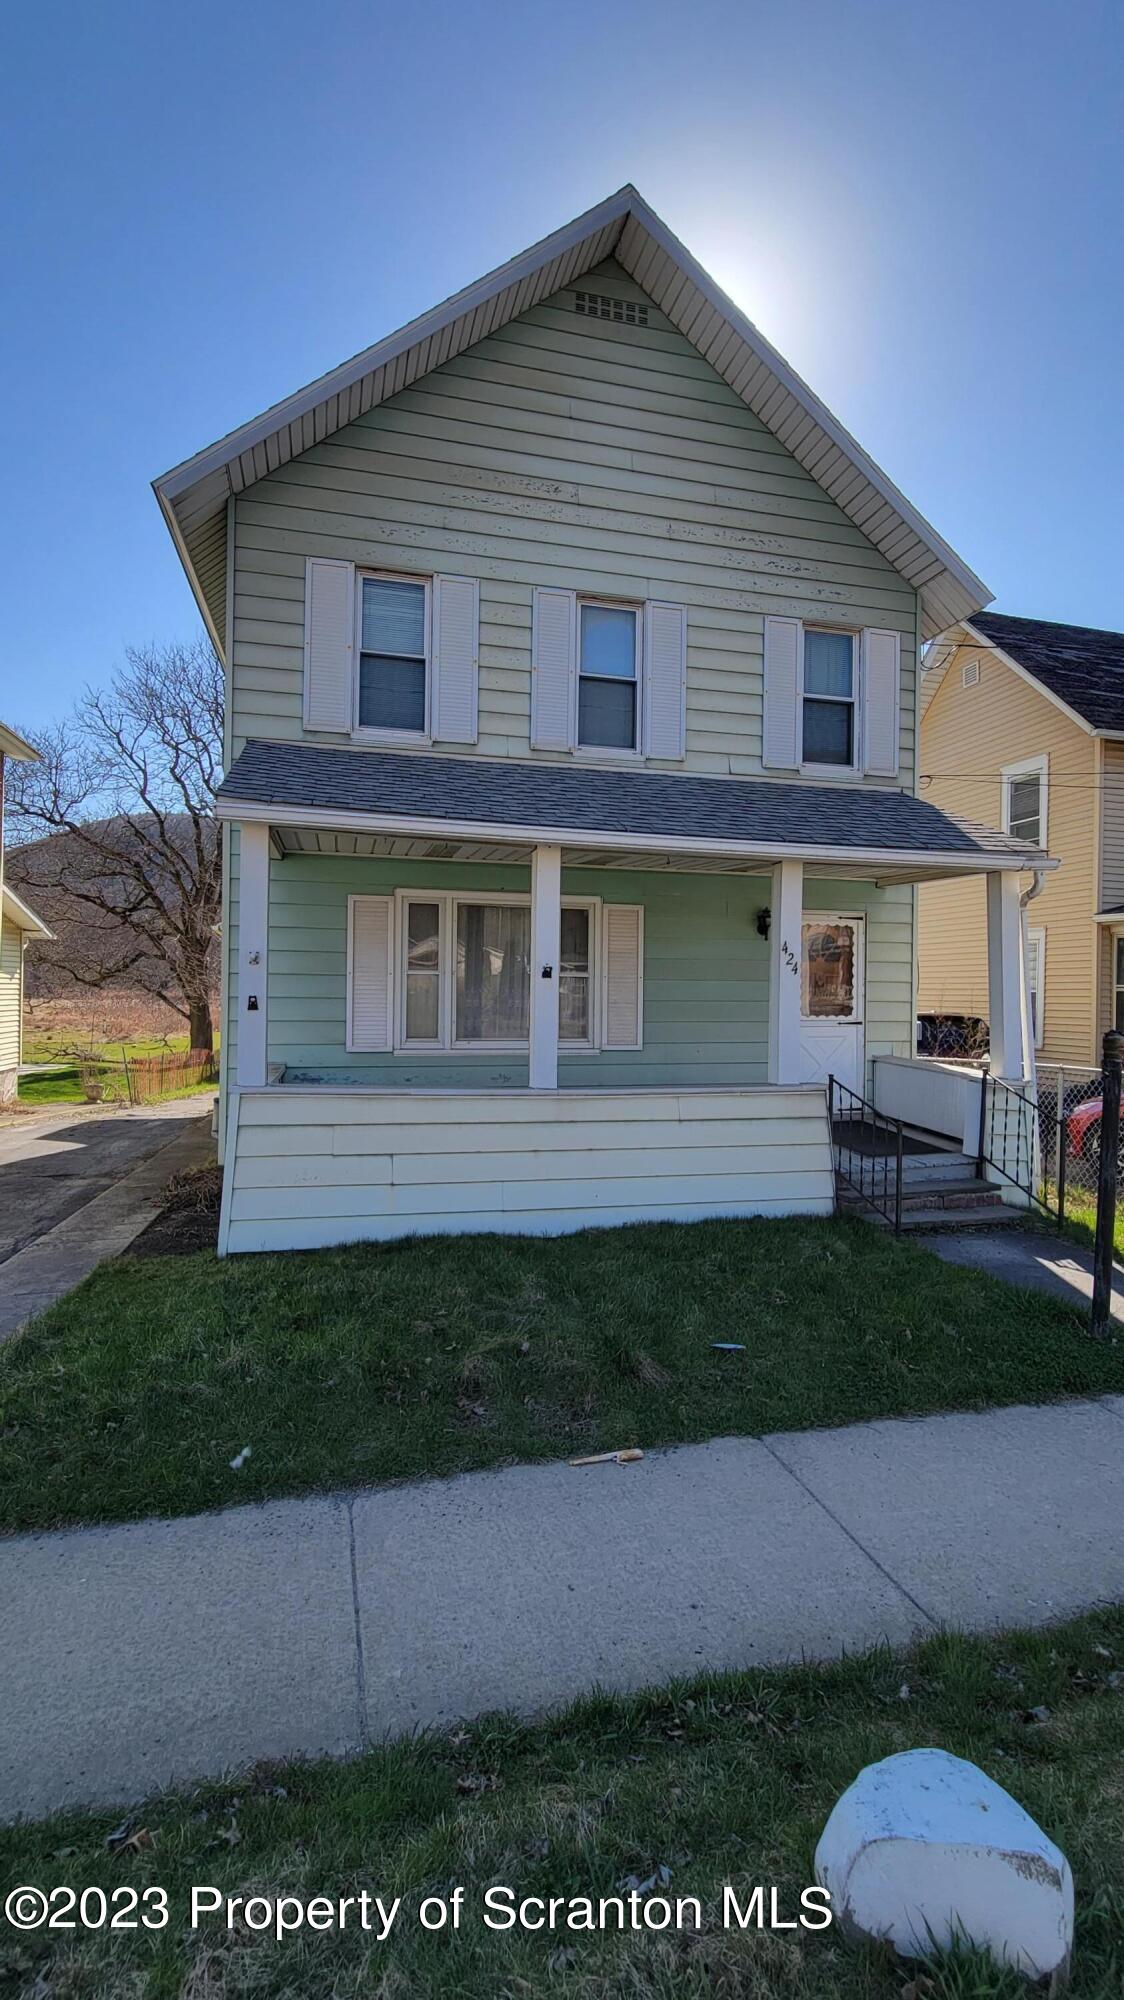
[{"xmin": 4, "ymin": 1393, "xmax": 1124, "ymax": 1822}]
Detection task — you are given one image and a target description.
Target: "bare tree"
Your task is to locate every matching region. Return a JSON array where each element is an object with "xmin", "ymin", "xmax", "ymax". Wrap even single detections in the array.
[{"xmin": 7, "ymin": 637, "xmax": 223, "ymax": 1051}]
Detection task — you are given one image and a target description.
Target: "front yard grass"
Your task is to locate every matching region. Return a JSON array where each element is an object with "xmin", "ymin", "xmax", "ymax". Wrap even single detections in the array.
[
  {"xmin": 2, "ymin": 1215, "xmax": 1123, "ymax": 1534},
  {"xmin": 3, "ymin": 1609, "xmax": 1123, "ymax": 1998}
]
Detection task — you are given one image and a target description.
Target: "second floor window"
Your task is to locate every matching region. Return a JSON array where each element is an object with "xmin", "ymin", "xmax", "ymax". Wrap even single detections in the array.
[
  {"xmin": 1002, "ymin": 755, "xmax": 1047, "ymax": 847},
  {"xmin": 802, "ymin": 629, "xmax": 856, "ymax": 767},
  {"xmin": 359, "ymin": 576, "xmax": 428, "ymax": 733},
  {"xmin": 578, "ymin": 602, "xmax": 640, "ymax": 750}
]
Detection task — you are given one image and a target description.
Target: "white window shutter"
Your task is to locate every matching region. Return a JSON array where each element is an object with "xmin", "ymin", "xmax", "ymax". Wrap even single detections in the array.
[
  {"xmin": 531, "ymin": 587, "xmax": 576, "ymax": 749},
  {"xmin": 643, "ymin": 600, "xmax": 687, "ymax": 759},
  {"xmin": 303, "ymin": 557, "xmax": 355, "ymax": 732},
  {"xmin": 862, "ymin": 628, "xmax": 901, "ymax": 777},
  {"xmin": 601, "ymin": 904, "xmax": 644, "ymax": 1049},
  {"xmin": 348, "ymin": 896, "xmax": 393, "ymax": 1052},
  {"xmin": 431, "ymin": 574, "xmax": 479, "ymax": 744},
  {"xmin": 762, "ymin": 615, "xmax": 801, "ymax": 769}
]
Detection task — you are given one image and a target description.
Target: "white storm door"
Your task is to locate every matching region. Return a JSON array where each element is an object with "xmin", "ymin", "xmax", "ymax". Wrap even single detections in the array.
[{"xmin": 799, "ymin": 916, "xmax": 865, "ymax": 1097}]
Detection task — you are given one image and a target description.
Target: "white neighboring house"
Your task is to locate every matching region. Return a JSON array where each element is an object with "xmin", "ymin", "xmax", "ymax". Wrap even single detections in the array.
[
  {"xmin": 0, "ymin": 722, "xmax": 51, "ymax": 1102},
  {"xmin": 153, "ymin": 186, "xmax": 1051, "ymax": 1253}
]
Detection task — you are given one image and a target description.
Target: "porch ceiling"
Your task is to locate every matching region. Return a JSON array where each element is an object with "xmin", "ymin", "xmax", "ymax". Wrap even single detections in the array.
[{"xmin": 268, "ymin": 824, "xmax": 1030, "ymax": 888}]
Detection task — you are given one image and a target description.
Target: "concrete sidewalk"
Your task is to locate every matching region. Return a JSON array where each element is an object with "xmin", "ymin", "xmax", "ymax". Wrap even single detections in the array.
[
  {"xmin": 925, "ymin": 1225, "xmax": 1124, "ymax": 1323},
  {"xmin": 3, "ymin": 1394, "xmax": 1124, "ymax": 1821}
]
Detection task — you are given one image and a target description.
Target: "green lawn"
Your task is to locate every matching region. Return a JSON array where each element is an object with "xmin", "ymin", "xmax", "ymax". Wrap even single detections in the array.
[
  {"xmin": 17, "ymin": 1063, "xmax": 218, "ymax": 1107},
  {"xmin": 3, "ymin": 1610, "xmax": 1123, "ymax": 1999},
  {"xmin": 2, "ymin": 1215, "xmax": 1122, "ymax": 1534}
]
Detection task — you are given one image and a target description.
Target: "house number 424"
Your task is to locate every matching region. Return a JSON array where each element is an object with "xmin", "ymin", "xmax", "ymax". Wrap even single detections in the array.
[{"xmin": 780, "ymin": 940, "xmax": 799, "ymax": 975}]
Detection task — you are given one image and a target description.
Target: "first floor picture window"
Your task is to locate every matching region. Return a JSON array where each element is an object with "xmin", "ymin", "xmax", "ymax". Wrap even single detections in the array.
[
  {"xmin": 1114, "ymin": 935, "xmax": 1124, "ymax": 1036},
  {"xmin": 802, "ymin": 629, "xmax": 856, "ymax": 767},
  {"xmin": 348, "ymin": 891, "xmax": 642, "ymax": 1056},
  {"xmin": 358, "ymin": 575, "xmax": 428, "ymax": 733},
  {"xmin": 578, "ymin": 602, "xmax": 639, "ymax": 750},
  {"xmin": 455, "ymin": 903, "xmax": 531, "ymax": 1042}
]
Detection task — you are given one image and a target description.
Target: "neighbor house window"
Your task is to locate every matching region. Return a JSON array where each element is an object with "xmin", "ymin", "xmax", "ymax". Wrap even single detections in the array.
[
  {"xmin": 400, "ymin": 894, "xmax": 594, "ymax": 1049},
  {"xmin": 358, "ymin": 575, "xmax": 428, "ymax": 733},
  {"xmin": 578, "ymin": 602, "xmax": 640, "ymax": 750},
  {"xmin": 1001, "ymin": 754, "xmax": 1048, "ymax": 847},
  {"xmin": 1114, "ymin": 936, "xmax": 1124, "ymax": 1036},
  {"xmin": 802, "ymin": 630, "xmax": 856, "ymax": 767}
]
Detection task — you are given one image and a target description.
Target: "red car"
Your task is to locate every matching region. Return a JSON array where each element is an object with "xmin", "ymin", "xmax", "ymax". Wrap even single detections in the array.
[{"xmin": 1066, "ymin": 1095, "xmax": 1118, "ymax": 1169}]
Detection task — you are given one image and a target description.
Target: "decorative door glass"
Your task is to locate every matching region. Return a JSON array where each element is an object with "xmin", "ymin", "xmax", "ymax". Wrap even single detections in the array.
[{"xmin": 801, "ymin": 921, "xmax": 858, "ymax": 1020}]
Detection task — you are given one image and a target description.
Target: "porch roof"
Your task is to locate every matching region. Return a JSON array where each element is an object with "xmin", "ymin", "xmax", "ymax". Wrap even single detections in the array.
[{"xmin": 217, "ymin": 741, "xmax": 1052, "ymax": 880}]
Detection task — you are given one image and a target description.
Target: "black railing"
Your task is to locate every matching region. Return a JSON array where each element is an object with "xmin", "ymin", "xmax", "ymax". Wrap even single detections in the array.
[
  {"xmin": 828, "ymin": 1074, "xmax": 904, "ymax": 1234},
  {"xmin": 975, "ymin": 1072, "xmax": 1040, "ymax": 1203}
]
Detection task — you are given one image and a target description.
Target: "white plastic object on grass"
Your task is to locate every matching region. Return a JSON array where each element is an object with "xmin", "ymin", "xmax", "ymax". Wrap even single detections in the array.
[{"xmin": 814, "ymin": 1748, "xmax": 1073, "ymax": 1984}]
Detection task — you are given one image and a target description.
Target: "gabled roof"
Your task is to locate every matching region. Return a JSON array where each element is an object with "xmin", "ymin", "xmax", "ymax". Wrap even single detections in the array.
[
  {"xmin": 968, "ymin": 612, "xmax": 1124, "ymax": 733},
  {"xmin": 154, "ymin": 186, "xmax": 990, "ymax": 654},
  {"xmin": 215, "ymin": 739, "xmax": 1049, "ymax": 878}
]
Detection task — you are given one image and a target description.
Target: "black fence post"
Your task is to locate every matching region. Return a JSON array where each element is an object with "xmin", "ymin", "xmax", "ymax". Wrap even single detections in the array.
[{"xmin": 1091, "ymin": 1030, "xmax": 1124, "ymax": 1340}]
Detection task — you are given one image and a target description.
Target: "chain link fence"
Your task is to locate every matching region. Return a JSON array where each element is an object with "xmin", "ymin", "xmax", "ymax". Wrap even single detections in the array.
[{"xmin": 1035, "ymin": 1063, "xmax": 1104, "ymax": 1212}]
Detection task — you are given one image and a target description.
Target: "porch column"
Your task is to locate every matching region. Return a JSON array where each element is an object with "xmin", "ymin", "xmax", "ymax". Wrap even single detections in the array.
[
  {"xmin": 237, "ymin": 821, "xmax": 270, "ymax": 1088},
  {"xmin": 767, "ymin": 858, "xmax": 804, "ymax": 1085},
  {"xmin": 528, "ymin": 842, "xmax": 562, "ymax": 1089},
  {"xmin": 986, "ymin": 870, "xmax": 1025, "ymax": 1080}
]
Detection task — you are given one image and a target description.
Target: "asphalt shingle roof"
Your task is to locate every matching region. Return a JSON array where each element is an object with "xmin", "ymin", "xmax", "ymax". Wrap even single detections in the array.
[
  {"xmin": 972, "ymin": 612, "xmax": 1124, "ymax": 731},
  {"xmin": 217, "ymin": 741, "xmax": 1040, "ymax": 863}
]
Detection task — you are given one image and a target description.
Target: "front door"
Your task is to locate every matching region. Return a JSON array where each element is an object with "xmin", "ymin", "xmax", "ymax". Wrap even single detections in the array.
[{"xmin": 799, "ymin": 916, "xmax": 865, "ymax": 1097}]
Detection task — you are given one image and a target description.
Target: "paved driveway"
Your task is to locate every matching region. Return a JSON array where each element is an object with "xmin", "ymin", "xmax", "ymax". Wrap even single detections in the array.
[{"xmin": 0, "ymin": 1098, "xmax": 211, "ymax": 1265}]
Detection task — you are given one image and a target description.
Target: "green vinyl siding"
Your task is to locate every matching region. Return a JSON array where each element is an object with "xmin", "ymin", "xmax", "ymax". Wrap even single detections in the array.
[
  {"xmin": 255, "ymin": 857, "xmax": 913, "ymax": 1089},
  {"xmin": 228, "ymin": 258, "xmax": 918, "ymax": 782}
]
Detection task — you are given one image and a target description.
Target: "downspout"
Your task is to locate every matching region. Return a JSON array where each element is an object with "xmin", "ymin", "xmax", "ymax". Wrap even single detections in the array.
[{"xmin": 1019, "ymin": 869, "xmax": 1047, "ymax": 1089}]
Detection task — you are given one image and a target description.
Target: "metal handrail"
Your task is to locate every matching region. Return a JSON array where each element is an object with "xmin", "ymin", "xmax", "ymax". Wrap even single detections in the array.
[
  {"xmin": 828, "ymin": 1074, "xmax": 904, "ymax": 1233},
  {"xmin": 975, "ymin": 1071, "xmax": 1043, "ymax": 1205}
]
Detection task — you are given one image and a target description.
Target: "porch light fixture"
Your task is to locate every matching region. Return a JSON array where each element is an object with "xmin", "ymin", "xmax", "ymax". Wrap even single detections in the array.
[{"xmin": 755, "ymin": 907, "xmax": 771, "ymax": 939}]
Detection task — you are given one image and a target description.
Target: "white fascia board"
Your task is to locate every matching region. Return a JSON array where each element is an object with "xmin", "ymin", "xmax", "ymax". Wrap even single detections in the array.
[
  {"xmin": 0, "ymin": 722, "xmax": 40, "ymax": 762},
  {"xmin": 215, "ymin": 794, "xmax": 1054, "ymax": 877},
  {"xmin": 1, "ymin": 885, "xmax": 52, "ymax": 937},
  {"xmin": 154, "ymin": 486, "xmax": 228, "ymax": 664}
]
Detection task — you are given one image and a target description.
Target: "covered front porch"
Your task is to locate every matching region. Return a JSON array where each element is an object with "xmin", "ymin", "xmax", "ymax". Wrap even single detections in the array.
[{"xmin": 214, "ymin": 745, "xmax": 1050, "ymax": 1254}]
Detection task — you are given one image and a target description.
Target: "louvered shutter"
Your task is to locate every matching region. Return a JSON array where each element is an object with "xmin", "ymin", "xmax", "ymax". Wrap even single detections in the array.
[
  {"xmin": 531, "ymin": 588, "xmax": 576, "ymax": 750},
  {"xmin": 862, "ymin": 628, "xmax": 901, "ymax": 777},
  {"xmin": 643, "ymin": 600, "xmax": 687, "ymax": 759},
  {"xmin": 762, "ymin": 615, "xmax": 801, "ymax": 769},
  {"xmin": 431, "ymin": 574, "xmax": 479, "ymax": 744},
  {"xmin": 601, "ymin": 904, "xmax": 643, "ymax": 1049},
  {"xmin": 303, "ymin": 557, "xmax": 355, "ymax": 732},
  {"xmin": 348, "ymin": 896, "xmax": 393, "ymax": 1052}
]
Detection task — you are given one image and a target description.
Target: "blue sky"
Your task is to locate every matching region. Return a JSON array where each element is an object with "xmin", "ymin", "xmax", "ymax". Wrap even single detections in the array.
[{"xmin": 2, "ymin": 0, "xmax": 1121, "ymax": 729}]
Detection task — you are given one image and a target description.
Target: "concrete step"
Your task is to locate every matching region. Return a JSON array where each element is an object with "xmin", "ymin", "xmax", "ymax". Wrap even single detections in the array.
[
  {"xmin": 836, "ymin": 1150, "xmax": 977, "ymax": 1187},
  {"xmin": 838, "ymin": 1178, "xmax": 1003, "ymax": 1214},
  {"xmin": 838, "ymin": 1191, "xmax": 1026, "ymax": 1233}
]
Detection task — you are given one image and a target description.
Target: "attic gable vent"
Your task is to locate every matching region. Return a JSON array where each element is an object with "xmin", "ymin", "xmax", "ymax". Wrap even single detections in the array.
[
  {"xmin": 962, "ymin": 659, "xmax": 981, "ymax": 688},
  {"xmin": 574, "ymin": 290, "xmax": 648, "ymax": 327}
]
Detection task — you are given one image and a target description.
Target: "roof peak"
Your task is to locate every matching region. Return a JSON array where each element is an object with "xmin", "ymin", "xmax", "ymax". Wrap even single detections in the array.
[{"xmin": 154, "ymin": 186, "xmax": 990, "ymax": 650}]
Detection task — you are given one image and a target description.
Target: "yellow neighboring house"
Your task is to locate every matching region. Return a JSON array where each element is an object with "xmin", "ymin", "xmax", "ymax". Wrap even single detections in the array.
[
  {"xmin": 0, "ymin": 720, "xmax": 50, "ymax": 1102},
  {"xmin": 918, "ymin": 613, "xmax": 1124, "ymax": 1067}
]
